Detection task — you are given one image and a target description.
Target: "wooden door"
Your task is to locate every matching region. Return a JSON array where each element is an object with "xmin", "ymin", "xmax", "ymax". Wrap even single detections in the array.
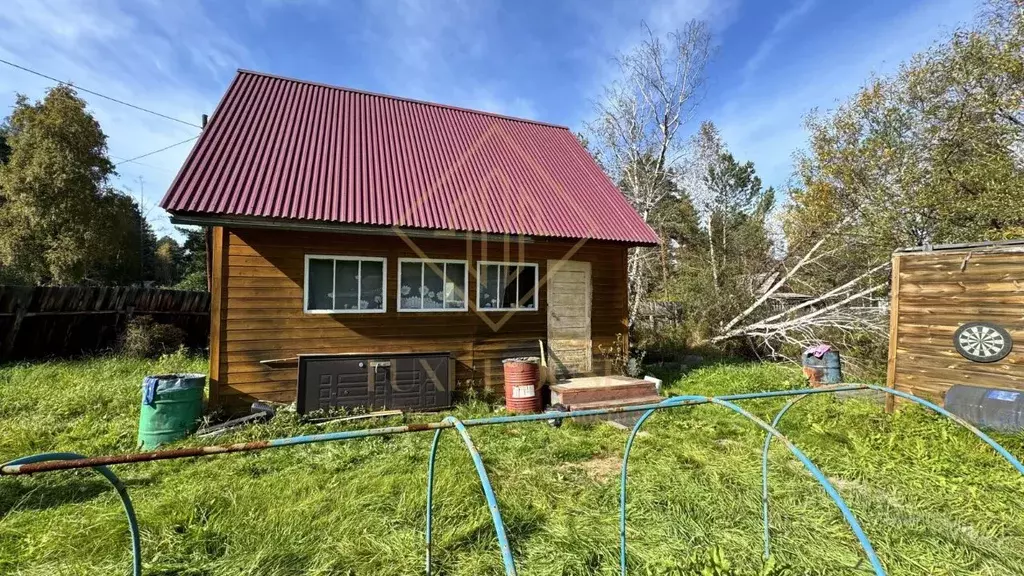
[{"xmin": 546, "ymin": 260, "xmax": 592, "ymax": 378}]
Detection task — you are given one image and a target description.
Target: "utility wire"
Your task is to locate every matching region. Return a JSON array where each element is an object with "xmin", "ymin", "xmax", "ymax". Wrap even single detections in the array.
[
  {"xmin": 115, "ymin": 135, "xmax": 199, "ymax": 167},
  {"xmin": 110, "ymin": 156, "xmax": 178, "ymax": 174},
  {"xmin": 0, "ymin": 57, "xmax": 204, "ymax": 129}
]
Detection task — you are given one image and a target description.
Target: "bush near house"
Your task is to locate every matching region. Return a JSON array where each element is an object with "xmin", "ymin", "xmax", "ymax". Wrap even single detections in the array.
[
  {"xmin": 1, "ymin": 356, "xmax": 1023, "ymax": 575},
  {"xmin": 118, "ymin": 315, "xmax": 188, "ymax": 358}
]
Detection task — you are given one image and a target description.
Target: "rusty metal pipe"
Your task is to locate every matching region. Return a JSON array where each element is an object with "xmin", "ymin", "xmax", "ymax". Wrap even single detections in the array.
[
  {"xmin": 1, "ymin": 385, "xmax": 865, "ymax": 476},
  {"xmin": 3, "ymin": 452, "xmax": 142, "ymax": 576},
  {"xmin": 4, "ymin": 382, "xmax": 1023, "ymax": 576}
]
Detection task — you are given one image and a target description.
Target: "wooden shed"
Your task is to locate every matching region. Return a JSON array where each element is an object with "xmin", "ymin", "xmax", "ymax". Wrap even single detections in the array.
[
  {"xmin": 886, "ymin": 240, "xmax": 1024, "ymax": 405},
  {"xmin": 160, "ymin": 70, "xmax": 659, "ymax": 411}
]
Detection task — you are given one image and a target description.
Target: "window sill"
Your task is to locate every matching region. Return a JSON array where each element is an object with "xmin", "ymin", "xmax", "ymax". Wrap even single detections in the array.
[
  {"xmin": 397, "ymin": 308, "xmax": 470, "ymax": 313},
  {"xmin": 303, "ymin": 309, "xmax": 387, "ymax": 315}
]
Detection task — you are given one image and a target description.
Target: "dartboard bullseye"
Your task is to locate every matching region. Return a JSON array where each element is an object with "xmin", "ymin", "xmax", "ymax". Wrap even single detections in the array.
[{"xmin": 953, "ymin": 322, "xmax": 1013, "ymax": 363}]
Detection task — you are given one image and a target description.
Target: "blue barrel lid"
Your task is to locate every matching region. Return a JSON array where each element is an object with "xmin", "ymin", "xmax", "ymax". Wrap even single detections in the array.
[
  {"xmin": 141, "ymin": 373, "xmax": 206, "ymax": 387},
  {"xmin": 141, "ymin": 374, "xmax": 206, "ymax": 405}
]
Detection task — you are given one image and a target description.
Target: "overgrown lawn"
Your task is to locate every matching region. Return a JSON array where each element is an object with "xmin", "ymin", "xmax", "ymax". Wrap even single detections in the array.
[{"xmin": 1, "ymin": 355, "xmax": 1023, "ymax": 575}]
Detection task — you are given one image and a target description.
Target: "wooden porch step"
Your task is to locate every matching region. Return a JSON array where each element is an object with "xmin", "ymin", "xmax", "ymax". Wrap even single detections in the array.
[
  {"xmin": 550, "ymin": 377, "xmax": 657, "ymax": 406},
  {"xmin": 565, "ymin": 394, "xmax": 663, "ymax": 428},
  {"xmin": 567, "ymin": 394, "xmax": 664, "ymax": 412}
]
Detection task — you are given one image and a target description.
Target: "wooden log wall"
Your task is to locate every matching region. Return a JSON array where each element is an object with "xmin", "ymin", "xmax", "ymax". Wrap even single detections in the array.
[
  {"xmin": 886, "ymin": 246, "xmax": 1024, "ymax": 403},
  {"xmin": 0, "ymin": 286, "xmax": 210, "ymax": 361},
  {"xmin": 211, "ymin": 227, "xmax": 631, "ymax": 408}
]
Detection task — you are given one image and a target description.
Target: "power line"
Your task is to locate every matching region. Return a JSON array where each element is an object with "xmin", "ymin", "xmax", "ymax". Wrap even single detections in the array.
[
  {"xmin": 0, "ymin": 57, "xmax": 204, "ymax": 129},
  {"xmin": 110, "ymin": 156, "xmax": 178, "ymax": 173},
  {"xmin": 114, "ymin": 135, "xmax": 199, "ymax": 167}
]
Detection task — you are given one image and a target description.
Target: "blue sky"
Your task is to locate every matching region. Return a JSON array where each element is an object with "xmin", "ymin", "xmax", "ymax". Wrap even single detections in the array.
[{"xmin": 0, "ymin": 0, "xmax": 978, "ymax": 238}]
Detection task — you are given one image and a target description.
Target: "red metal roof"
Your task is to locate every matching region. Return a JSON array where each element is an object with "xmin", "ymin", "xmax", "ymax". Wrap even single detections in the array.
[{"xmin": 160, "ymin": 70, "xmax": 659, "ymax": 245}]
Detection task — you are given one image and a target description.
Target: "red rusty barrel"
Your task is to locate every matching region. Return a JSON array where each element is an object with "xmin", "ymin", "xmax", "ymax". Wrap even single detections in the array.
[{"xmin": 502, "ymin": 357, "xmax": 541, "ymax": 414}]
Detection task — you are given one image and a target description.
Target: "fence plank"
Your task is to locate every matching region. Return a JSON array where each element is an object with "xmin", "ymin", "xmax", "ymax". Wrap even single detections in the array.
[
  {"xmin": 1, "ymin": 297, "xmax": 28, "ymax": 357},
  {"xmin": 0, "ymin": 286, "xmax": 210, "ymax": 361},
  {"xmin": 633, "ymin": 301, "xmax": 684, "ymax": 331}
]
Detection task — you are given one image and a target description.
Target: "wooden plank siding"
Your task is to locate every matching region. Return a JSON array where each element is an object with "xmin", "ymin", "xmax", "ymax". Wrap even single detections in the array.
[
  {"xmin": 886, "ymin": 247, "xmax": 1024, "ymax": 403},
  {"xmin": 211, "ymin": 227, "xmax": 630, "ymax": 408}
]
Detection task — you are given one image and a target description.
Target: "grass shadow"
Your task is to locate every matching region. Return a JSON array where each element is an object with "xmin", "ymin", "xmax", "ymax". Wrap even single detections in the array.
[
  {"xmin": 0, "ymin": 475, "xmax": 154, "ymax": 515},
  {"xmin": 435, "ymin": 500, "xmax": 547, "ymax": 562}
]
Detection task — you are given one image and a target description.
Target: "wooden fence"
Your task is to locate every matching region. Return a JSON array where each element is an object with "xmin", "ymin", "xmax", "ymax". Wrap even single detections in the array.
[
  {"xmin": 634, "ymin": 301, "xmax": 684, "ymax": 332},
  {"xmin": 0, "ymin": 286, "xmax": 210, "ymax": 361}
]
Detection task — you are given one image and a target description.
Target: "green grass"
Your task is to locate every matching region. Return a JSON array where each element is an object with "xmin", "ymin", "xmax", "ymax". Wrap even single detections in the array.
[{"xmin": 2, "ymin": 354, "xmax": 1024, "ymax": 575}]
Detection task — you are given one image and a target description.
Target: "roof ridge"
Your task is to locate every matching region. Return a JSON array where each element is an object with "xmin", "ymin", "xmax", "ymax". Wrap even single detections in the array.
[{"xmin": 236, "ymin": 69, "xmax": 570, "ymax": 131}]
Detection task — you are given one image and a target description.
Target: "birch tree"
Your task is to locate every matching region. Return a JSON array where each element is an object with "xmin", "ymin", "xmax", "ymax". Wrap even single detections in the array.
[
  {"xmin": 0, "ymin": 86, "xmax": 116, "ymax": 284},
  {"xmin": 587, "ymin": 20, "xmax": 714, "ymax": 322},
  {"xmin": 680, "ymin": 122, "xmax": 724, "ymax": 285},
  {"xmin": 0, "ymin": 86, "xmax": 156, "ymax": 285},
  {"xmin": 706, "ymin": 0, "xmax": 1022, "ymax": 364}
]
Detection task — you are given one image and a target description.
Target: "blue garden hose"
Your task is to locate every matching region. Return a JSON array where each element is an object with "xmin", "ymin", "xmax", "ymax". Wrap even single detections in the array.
[
  {"xmin": 761, "ymin": 384, "xmax": 1024, "ymax": 559},
  {"xmin": 2, "ymin": 452, "xmax": 141, "ymax": 576},
  {"xmin": 2, "ymin": 383, "xmax": 1022, "ymax": 575},
  {"xmin": 424, "ymin": 416, "xmax": 517, "ymax": 576},
  {"xmin": 620, "ymin": 395, "xmax": 886, "ymax": 576}
]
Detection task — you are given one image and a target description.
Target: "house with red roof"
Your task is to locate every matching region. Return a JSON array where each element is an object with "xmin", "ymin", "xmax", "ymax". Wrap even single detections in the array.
[{"xmin": 160, "ymin": 70, "xmax": 658, "ymax": 412}]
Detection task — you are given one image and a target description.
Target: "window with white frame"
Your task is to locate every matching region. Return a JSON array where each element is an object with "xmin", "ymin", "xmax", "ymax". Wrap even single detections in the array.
[
  {"xmin": 398, "ymin": 259, "xmax": 468, "ymax": 311},
  {"xmin": 476, "ymin": 262, "xmax": 538, "ymax": 311},
  {"xmin": 304, "ymin": 255, "xmax": 386, "ymax": 313}
]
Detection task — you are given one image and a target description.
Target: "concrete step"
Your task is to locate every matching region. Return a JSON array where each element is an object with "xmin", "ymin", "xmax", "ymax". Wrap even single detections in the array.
[{"xmin": 550, "ymin": 377, "xmax": 657, "ymax": 406}]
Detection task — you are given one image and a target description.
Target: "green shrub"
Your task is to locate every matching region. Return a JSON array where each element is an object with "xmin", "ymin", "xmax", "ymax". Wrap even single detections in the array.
[
  {"xmin": 119, "ymin": 315, "xmax": 187, "ymax": 358},
  {"xmin": 173, "ymin": 269, "xmax": 208, "ymax": 291}
]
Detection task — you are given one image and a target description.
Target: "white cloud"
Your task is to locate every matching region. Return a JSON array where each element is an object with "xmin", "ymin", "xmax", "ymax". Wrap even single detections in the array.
[
  {"xmin": 563, "ymin": 0, "xmax": 740, "ymax": 129},
  {"xmin": 457, "ymin": 88, "xmax": 539, "ymax": 121},
  {"xmin": 0, "ymin": 0, "xmax": 250, "ymax": 238},
  {"xmin": 357, "ymin": 0, "xmax": 525, "ymax": 114},
  {"xmin": 645, "ymin": 0, "xmax": 739, "ymax": 36},
  {"xmin": 740, "ymin": 0, "xmax": 815, "ymax": 82},
  {"xmin": 713, "ymin": 0, "xmax": 978, "ymax": 193},
  {"xmin": 342, "ymin": 0, "xmax": 547, "ymax": 123}
]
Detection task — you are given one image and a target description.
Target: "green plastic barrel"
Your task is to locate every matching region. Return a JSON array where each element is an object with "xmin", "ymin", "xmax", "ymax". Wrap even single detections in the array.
[{"xmin": 137, "ymin": 374, "xmax": 206, "ymax": 449}]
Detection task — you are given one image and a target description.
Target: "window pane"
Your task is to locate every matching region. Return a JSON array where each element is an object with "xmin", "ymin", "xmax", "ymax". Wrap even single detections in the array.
[
  {"xmin": 334, "ymin": 260, "xmax": 360, "ymax": 310},
  {"xmin": 500, "ymin": 265, "xmax": 518, "ymax": 309},
  {"xmin": 444, "ymin": 263, "xmax": 466, "ymax": 309},
  {"xmin": 517, "ymin": 265, "xmax": 537, "ymax": 309},
  {"xmin": 400, "ymin": 261, "xmax": 422, "ymax": 310},
  {"xmin": 360, "ymin": 260, "xmax": 384, "ymax": 310},
  {"xmin": 422, "ymin": 263, "xmax": 444, "ymax": 309},
  {"xmin": 307, "ymin": 259, "xmax": 334, "ymax": 311},
  {"xmin": 480, "ymin": 264, "xmax": 500, "ymax": 309}
]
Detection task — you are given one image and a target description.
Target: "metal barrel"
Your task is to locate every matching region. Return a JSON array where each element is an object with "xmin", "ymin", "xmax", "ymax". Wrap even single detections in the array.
[
  {"xmin": 502, "ymin": 358, "xmax": 541, "ymax": 413},
  {"xmin": 802, "ymin": 349, "xmax": 842, "ymax": 385},
  {"xmin": 137, "ymin": 374, "xmax": 206, "ymax": 449}
]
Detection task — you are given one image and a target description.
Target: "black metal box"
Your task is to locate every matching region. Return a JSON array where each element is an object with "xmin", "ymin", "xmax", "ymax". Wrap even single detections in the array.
[{"xmin": 297, "ymin": 352, "xmax": 453, "ymax": 415}]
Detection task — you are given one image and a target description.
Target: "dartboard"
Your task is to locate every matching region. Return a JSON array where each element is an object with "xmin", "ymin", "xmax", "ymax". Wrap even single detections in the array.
[{"xmin": 953, "ymin": 322, "xmax": 1013, "ymax": 363}]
